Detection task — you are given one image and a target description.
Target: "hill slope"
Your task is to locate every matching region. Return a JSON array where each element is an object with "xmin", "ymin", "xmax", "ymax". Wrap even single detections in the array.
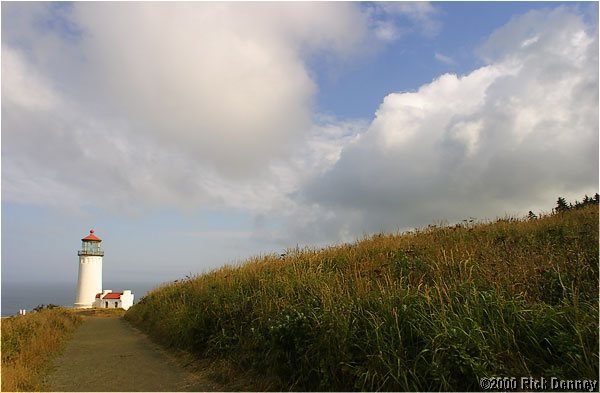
[{"xmin": 125, "ymin": 204, "xmax": 599, "ymax": 391}]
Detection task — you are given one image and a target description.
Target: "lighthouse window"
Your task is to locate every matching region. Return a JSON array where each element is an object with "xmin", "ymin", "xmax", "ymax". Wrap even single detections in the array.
[{"xmin": 81, "ymin": 242, "xmax": 101, "ymax": 254}]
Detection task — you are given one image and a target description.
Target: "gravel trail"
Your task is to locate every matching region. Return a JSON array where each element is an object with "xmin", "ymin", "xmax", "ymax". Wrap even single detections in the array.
[{"xmin": 43, "ymin": 317, "xmax": 217, "ymax": 391}]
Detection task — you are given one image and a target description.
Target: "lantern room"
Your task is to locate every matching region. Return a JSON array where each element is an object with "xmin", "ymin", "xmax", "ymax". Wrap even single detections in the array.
[{"xmin": 78, "ymin": 229, "xmax": 104, "ymax": 256}]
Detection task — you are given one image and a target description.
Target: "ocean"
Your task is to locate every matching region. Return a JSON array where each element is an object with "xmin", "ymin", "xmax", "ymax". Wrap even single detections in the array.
[{"xmin": 1, "ymin": 281, "xmax": 165, "ymax": 317}]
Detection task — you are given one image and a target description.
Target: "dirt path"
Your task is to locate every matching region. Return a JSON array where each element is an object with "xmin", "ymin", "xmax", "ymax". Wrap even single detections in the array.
[{"xmin": 43, "ymin": 317, "xmax": 219, "ymax": 392}]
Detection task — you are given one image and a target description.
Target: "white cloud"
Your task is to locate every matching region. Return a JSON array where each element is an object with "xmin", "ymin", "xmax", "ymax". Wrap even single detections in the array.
[
  {"xmin": 1, "ymin": 3, "xmax": 373, "ymax": 212},
  {"xmin": 1, "ymin": 48, "xmax": 59, "ymax": 110},
  {"xmin": 362, "ymin": 1, "xmax": 441, "ymax": 45},
  {"xmin": 298, "ymin": 7, "xmax": 598, "ymax": 241},
  {"xmin": 376, "ymin": 2, "xmax": 441, "ymax": 37},
  {"xmin": 373, "ymin": 20, "xmax": 402, "ymax": 42},
  {"xmin": 520, "ymin": 35, "xmax": 539, "ymax": 48},
  {"xmin": 70, "ymin": 2, "xmax": 371, "ymax": 178},
  {"xmin": 434, "ymin": 52, "xmax": 455, "ymax": 65}
]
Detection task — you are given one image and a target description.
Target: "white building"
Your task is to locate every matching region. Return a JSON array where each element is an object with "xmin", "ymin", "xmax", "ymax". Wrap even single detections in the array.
[
  {"xmin": 73, "ymin": 229, "xmax": 134, "ymax": 310},
  {"xmin": 94, "ymin": 290, "xmax": 134, "ymax": 310}
]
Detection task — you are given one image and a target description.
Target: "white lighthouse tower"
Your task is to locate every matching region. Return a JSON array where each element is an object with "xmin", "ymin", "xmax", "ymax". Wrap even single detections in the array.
[{"xmin": 74, "ymin": 229, "xmax": 104, "ymax": 308}]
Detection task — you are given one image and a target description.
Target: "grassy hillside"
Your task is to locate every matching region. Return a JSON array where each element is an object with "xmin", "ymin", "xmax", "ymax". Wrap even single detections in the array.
[
  {"xmin": 1, "ymin": 308, "xmax": 82, "ymax": 392},
  {"xmin": 125, "ymin": 204, "xmax": 599, "ymax": 391}
]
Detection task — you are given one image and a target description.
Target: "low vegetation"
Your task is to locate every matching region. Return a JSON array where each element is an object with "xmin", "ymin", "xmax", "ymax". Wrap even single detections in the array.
[
  {"xmin": 1, "ymin": 307, "xmax": 82, "ymax": 392},
  {"xmin": 126, "ymin": 198, "xmax": 599, "ymax": 391}
]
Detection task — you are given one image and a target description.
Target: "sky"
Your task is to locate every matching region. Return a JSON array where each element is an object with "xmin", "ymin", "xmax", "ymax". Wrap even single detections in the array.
[{"xmin": 2, "ymin": 2, "xmax": 598, "ymax": 285}]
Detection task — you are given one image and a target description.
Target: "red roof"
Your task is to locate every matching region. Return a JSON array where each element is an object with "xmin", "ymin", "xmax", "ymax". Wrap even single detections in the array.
[
  {"xmin": 82, "ymin": 229, "xmax": 102, "ymax": 242},
  {"xmin": 103, "ymin": 292, "xmax": 123, "ymax": 299}
]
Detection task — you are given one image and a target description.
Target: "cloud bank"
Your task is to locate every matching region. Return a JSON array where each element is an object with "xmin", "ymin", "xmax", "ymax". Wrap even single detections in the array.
[
  {"xmin": 294, "ymin": 7, "xmax": 598, "ymax": 242},
  {"xmin": 3, "ymin": 3, "xmax": 371, "ymax": 209},
  {"xmin": 2, "ymin": 4, "xmax": 598, "ymax": 247},
  {"xmin": 3, "ymin": 2, "xmax": 429, "ymax": 212}
]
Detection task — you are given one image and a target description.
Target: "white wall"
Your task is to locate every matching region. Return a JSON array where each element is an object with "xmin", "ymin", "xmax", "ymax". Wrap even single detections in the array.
[
  {"xmin": 74, "ymin": 255, "xmax": 103, "ymax": 308},
  {"xmin": 120, "ymin": 290, "xmax": 134, "ymax": 310}
]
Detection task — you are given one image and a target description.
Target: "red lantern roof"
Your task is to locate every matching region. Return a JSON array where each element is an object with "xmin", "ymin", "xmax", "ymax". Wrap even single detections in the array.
[{"xmin": 82, "ymin": 229, "xmax": 102, "ymax": 242}]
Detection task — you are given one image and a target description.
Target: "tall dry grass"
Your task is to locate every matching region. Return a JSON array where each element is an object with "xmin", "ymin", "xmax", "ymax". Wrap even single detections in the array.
[
  {"xmin": 1, "ymin": 308, "xmax": 82, "ymax": 392},
  {"xmin": 126, "ymin": 205, "xmax": 599, "ymax": 391}
]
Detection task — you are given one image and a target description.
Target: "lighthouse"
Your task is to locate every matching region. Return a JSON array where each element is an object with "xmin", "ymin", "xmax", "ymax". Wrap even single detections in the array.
[{"xmin": 74, "ymin": 229, "xmax": 104, "ymax": 308}]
